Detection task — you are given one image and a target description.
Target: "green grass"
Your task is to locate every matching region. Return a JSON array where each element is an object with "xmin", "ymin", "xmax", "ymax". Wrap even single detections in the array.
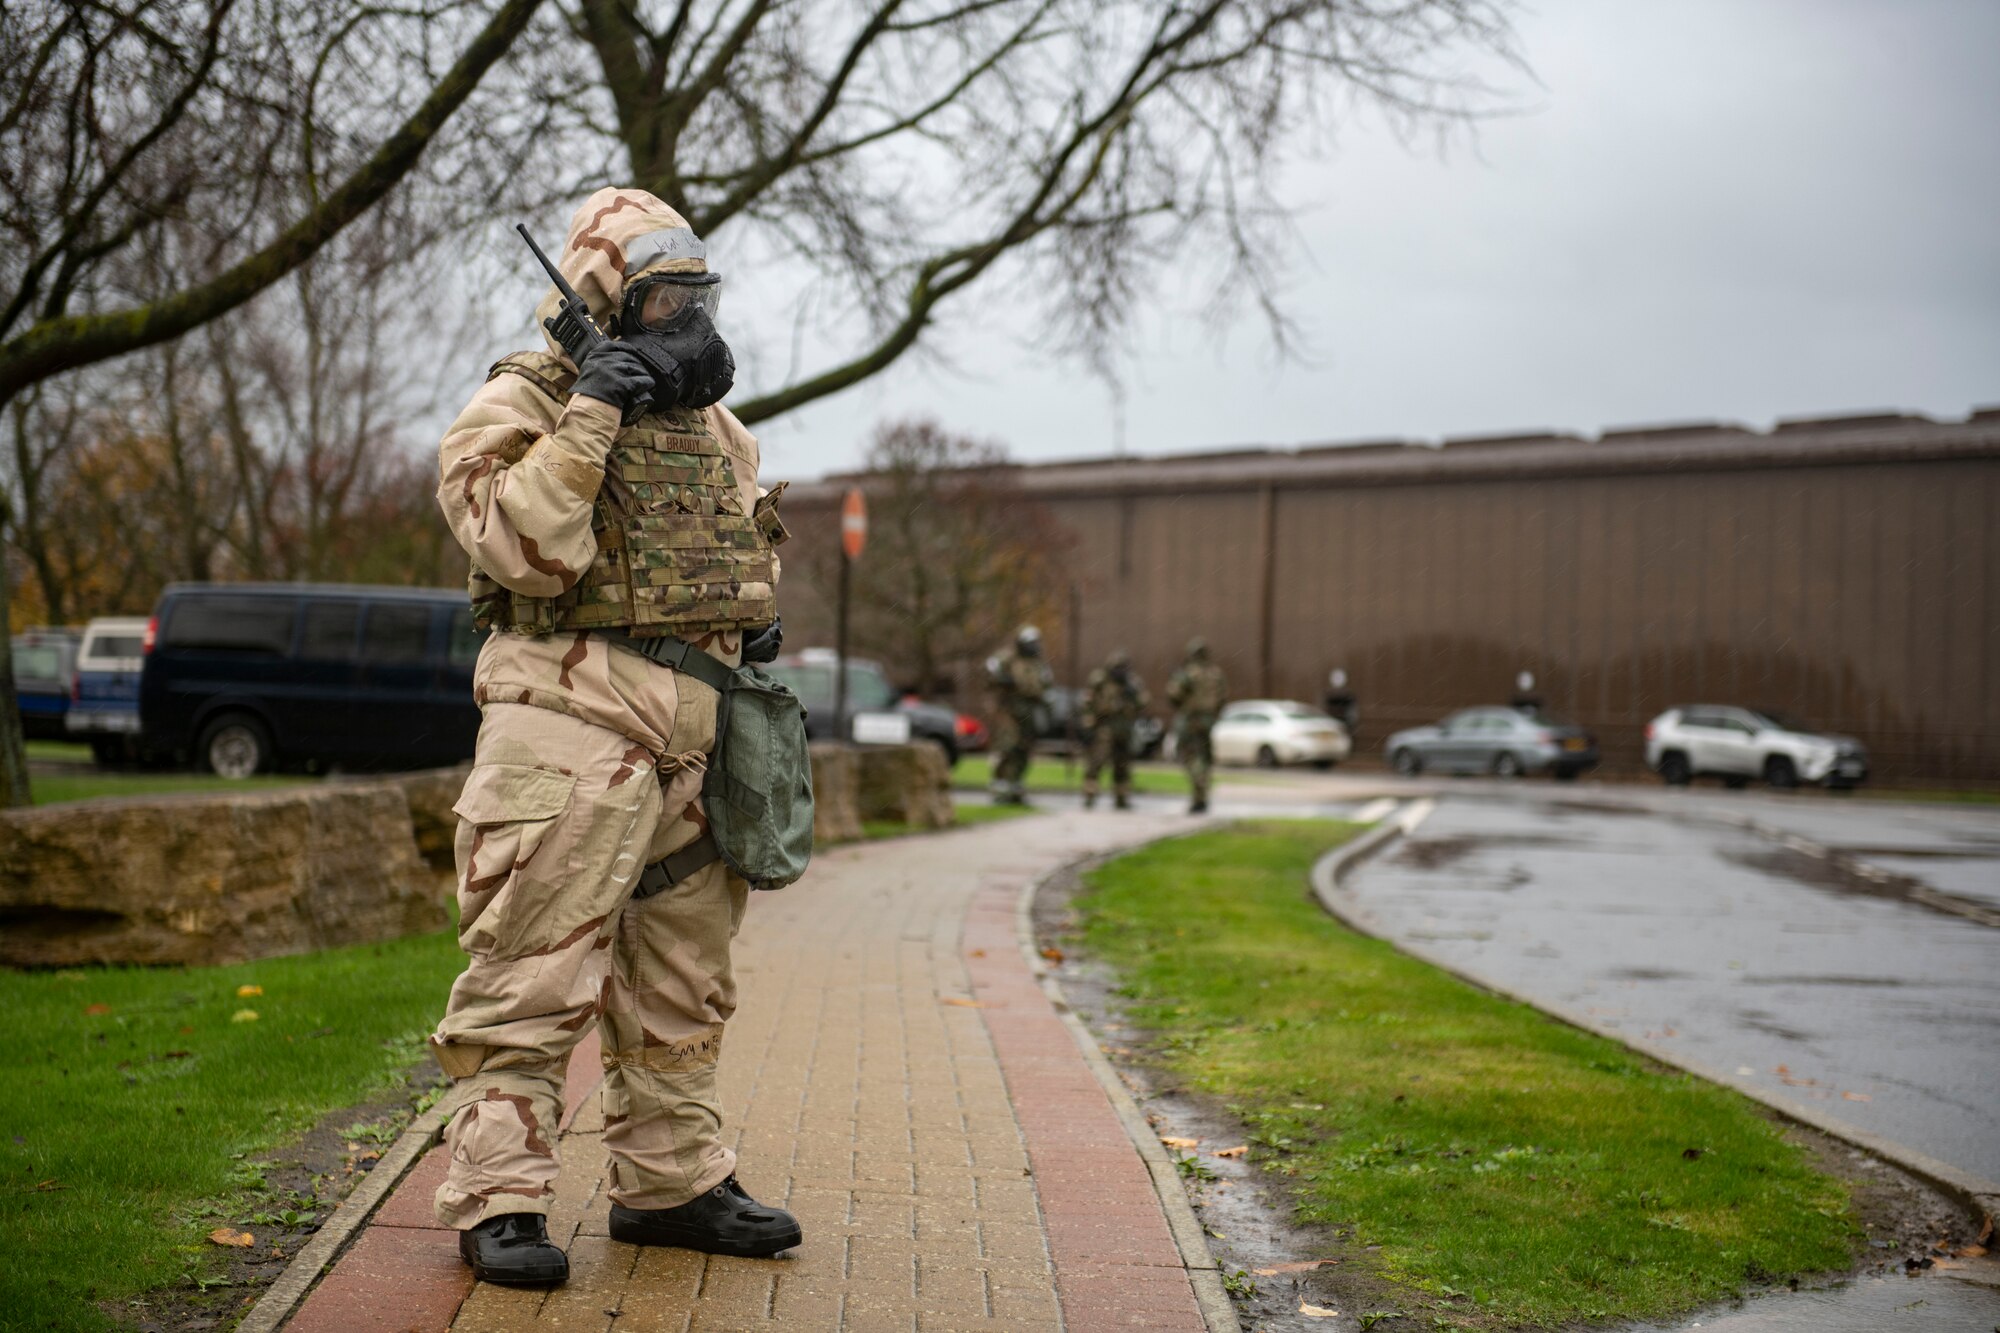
[
  {"xmin": 25, "ymin": 740, "xmax": 93, "ymax": 763},
  {"xmin": 859, "ymin": 802, "xmax": 1039, "ymax": 842},
  {"xmin": 30, "ymin": 772, "xmax": 309, "ymax": 805},
  {"xmin": 0, "ymin": 928, "xmax": 467, "ymax": 1330},
  {"xmin": 1875, "ymin": 787, "xmax": 2000, "ymax": 806},
  {"xmin": 951, "ymin": 754, "xmax": 1190, "ymax": 795},
  {"xmin": 1076, "ymin": 821, "xmax": 1858, "ymax": 1328}
]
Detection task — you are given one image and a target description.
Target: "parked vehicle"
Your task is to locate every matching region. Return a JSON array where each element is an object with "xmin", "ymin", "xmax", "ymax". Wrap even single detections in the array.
[
  {"xmin": 139, "ymin": 583, "xmax": 483, "ymax": 776},
  {"xmin": 1035, "ymin": 685, "xmax": 1165, "ymax": 758},
  {"xmin": 1210, "ymin": 699, "xmax": 1351, "ymax": 769},
  {"xmin": 65, "ymin": 616, "xmax": 149, "ymax": 763},
  {"xmin": 1645, "ymin": 705, "xmax": 1867, "ymax": 790},
  {"xmin": 11, "ymin": 627, "xmax": 80, "ymax": 741},
  {"xmin": 763, "ymin": 649, "xmax": 967, "ymax": 763},
  {"xmin": 1385, "ymin": 706, "xmax": 1598, "ymax": 779}
]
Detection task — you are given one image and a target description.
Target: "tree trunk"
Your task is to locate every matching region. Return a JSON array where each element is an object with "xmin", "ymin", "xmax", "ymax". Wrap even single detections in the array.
[{"xmin": 0, "ymin": 512, "xmax": 34, "ymax": 808}]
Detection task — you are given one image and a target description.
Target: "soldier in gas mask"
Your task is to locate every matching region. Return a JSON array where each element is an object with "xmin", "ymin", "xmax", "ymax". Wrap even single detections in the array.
[
  {"xmin": 1080, "ymin": 649, "xmax": 1148, "ymax": 810},
  {"xmin": 986, "ymin": 625, "xmax": 1052, "ymax": 804},
  {"xmin": 429, "ymin": 188, "xmax": 800, "ymax": 1285}
]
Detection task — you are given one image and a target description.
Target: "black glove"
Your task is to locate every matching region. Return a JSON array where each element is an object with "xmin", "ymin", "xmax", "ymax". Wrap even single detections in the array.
[
  {"xmin": 570, "ymin": 342, "xmax": 657, "ymax": 425},
  {"xmin": 625, "ymin": 305, "xmax": 735, "ymax": 410},
  {"xmin": 742, "ymin": 616, "xmax": 783, "ymax": 664}
]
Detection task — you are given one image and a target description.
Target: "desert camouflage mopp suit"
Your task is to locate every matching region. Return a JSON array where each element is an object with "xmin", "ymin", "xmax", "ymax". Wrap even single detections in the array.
[{"xmin": 428, "ymin": 188, "xmax": 780, "ymax": 1231}]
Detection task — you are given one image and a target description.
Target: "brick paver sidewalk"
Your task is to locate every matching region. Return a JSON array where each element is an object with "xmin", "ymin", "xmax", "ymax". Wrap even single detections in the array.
[{"xmin": 287, "ymin": 810, "xmax": 1216, "ymax": 1332}]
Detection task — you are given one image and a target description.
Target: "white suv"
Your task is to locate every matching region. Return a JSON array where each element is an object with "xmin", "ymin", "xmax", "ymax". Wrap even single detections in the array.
[{"xmin": 1645, "ymin": 706, "xmax": 1868, "ymax": 790}]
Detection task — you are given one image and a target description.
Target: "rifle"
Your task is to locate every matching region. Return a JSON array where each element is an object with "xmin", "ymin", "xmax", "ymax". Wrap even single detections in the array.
[{"xmin": 516, "ymin": 224, "xmax": 609, "ymax": 366}]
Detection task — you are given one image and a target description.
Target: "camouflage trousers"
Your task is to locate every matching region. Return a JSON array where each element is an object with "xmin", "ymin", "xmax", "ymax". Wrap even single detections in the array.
[
  {"xmin": 429, "ymin": 693, "xmax": 746, "ymax": 1230},
  {"xmin": 1177, "ymin": 716, "xmax": 1215, "ymax": 807},
  {"xmin": 989, "ymin": 704, "xmax": 1039, "ymax": 797},
  {"xmin": 1082, "ymin": 724, "xmax": 1135, "ymax": 804}
]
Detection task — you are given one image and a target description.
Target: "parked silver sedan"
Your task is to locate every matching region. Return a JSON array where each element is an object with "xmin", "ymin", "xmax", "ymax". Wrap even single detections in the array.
[{"xmin": 1385, "ymin": 707, "xmax": 1599, "ymax": 779}]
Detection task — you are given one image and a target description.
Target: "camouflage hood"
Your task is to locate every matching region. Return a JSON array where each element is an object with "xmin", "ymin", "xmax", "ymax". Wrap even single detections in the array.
[{"xmin": 534, "ymin": 187, "xmax": 707, "ymax": 364}]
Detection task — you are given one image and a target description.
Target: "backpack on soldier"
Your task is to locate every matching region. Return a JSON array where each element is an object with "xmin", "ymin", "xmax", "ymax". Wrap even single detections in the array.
[
  {"xmin": 702, "ymin": 659, "xmax": 814, "ymax": 891},
  {"xmin": 623, "ymin": 637, "xmax": 814, "ymax": 894}
]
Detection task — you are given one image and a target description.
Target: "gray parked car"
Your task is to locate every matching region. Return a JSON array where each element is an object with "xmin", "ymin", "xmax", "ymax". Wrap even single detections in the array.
[{"xmin": 1385, "ymin": 706, "xmax": 1599, "ymax": 780}]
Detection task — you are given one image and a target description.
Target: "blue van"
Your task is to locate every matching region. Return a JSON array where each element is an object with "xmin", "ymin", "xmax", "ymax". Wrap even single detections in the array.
[
  {"xmin": 65, "ymin": 616, "xmax": 149, "ymax": 763},
  {"xmin": 139, "ymin": 583, "xmax": 485, "ymax": 776},
  {"xmin": 12, "ymin": 628, "xmax": 80, "ymax": 741}
]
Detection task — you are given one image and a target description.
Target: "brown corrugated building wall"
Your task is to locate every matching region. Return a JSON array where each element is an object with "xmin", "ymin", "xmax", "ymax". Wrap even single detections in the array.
[{"xmin": 775, "ymin": 409, "xmax": 2000, "ymax": 783}]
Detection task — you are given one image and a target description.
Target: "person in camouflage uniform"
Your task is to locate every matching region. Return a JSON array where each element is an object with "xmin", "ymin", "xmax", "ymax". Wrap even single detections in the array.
[
  {"xmin": 1165, "ymin": 637, "xmax": 1228, "ymax": 814},
  {"xmin": 1080, "ymin": 649, "xmax": 1148, "ymax": 810},
  {"xmin": 429, "ymin": 187, "xmax": 800, "ymax": 1286},
  {"xmin": 986, "ymin": 625, "xmax": 1051, "ymax": 804}
]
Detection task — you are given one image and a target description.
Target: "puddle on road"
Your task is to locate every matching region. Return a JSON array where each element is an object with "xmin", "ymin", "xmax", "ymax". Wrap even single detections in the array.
[
  {"xmin": 1604, "ymin": 966, "xmax": 1695, "ymax": 981},
  {"xmin": 1724, "ymin": 846, "xmax": 1998, "ymax": 928},
  {"xmin": 1392, "ymin": 832, "xmax": 1579, "ymax": 870}
]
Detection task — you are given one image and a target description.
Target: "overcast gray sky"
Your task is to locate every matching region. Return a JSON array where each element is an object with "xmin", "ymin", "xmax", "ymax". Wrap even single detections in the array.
[{"xmin": 744, "ymin": 0, "xmax": 2000, "ymax": 480}]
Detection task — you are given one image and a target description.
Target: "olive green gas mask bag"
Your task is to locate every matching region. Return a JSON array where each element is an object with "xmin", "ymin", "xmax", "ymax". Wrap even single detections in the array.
[{"xmin": 617, "ymin": 635, "xmax": 814, "ymax": 894}]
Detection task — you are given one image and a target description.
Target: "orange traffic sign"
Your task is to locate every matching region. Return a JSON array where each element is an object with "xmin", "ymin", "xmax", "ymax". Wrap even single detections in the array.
[{"xmin": 841, "ymin": 488, "xmax": 867, "ymax": 560}]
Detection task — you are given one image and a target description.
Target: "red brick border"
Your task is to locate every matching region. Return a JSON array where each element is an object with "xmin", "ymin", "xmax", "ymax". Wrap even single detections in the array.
[
  {"xmin": 963, "ymin": 881, "xmax": 1211, "ymax": 1332},
  {"xmin": 286, "ymin": 1030, "xmax": 604, "ymax": 1332}
]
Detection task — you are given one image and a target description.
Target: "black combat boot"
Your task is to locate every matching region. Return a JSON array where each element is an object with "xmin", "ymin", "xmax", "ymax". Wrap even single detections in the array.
[
  {"xmin": 459, "ymin": 1213, "xmax": 569, "ymax": 1285},
  {"xmin": 609, "ymin": 1176, "xmax": 802, "ymax": 1258}
]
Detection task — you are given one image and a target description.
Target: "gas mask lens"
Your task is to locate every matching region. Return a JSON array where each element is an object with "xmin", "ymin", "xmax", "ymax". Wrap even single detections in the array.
[{"xmin": 626, "ymin": 272, "xmax": 722, "ymax": 334}]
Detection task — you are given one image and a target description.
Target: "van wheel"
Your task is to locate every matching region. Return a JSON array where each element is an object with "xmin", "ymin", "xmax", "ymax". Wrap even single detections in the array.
[
  {"xmin": 1255, "ymin": 744, "xmax": 1280, "ymax": 769},
  {"xmin": 1491, "ymin": 751, "xmax": 1524, "ymax": 778},
  {"xmin": 1764, "ymin": 755, "xmax": 1799, "ymax": 790},
  {"xmin": 1391, "ymin": 748, "xmax": 1422, "ymax": 777},
  {"xmin": 1658, "ymin": 751, "xmax": 1692, "ymax": 786},
  {"xmin": 1722, "ymin": 775, "xmax": 1750, "ymax": 790},
  {"xmin": 88, "ymin": 738, "xmax": 124, "ymax": 768},
  {"xmin": 199, "ymin": 714, "xmax": 274, "ymax": 779}
]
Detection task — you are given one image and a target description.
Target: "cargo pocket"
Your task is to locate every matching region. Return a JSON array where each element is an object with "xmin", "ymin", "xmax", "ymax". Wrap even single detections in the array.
[{"xmin": 452, "ymin": 763, "xmax": 579, "ymax": 960}]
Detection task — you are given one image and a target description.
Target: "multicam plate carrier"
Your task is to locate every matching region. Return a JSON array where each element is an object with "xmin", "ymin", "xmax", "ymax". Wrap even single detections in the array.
[{"xmin": 470, "ymin": 352, "xmax": 788, "ymax": 639}]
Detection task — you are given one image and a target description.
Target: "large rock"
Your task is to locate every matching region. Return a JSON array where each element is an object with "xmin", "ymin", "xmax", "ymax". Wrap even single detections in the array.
[
  {"xmin": 853, "ymin": 743, "xmax": 953, "ymax": 830},
  {"xmin": 389, "ymin": 764, "xmax": 472, "ymax": 874},
  {"xmin": 809, "ymin": 743, "xmax": 862, "ymax": 845},
  {"xmin": 0, "ymin": 783, "xmax": 446, "ymax": 968}
]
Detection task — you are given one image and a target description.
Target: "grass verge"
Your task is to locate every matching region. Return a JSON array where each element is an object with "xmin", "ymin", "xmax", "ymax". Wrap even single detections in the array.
[
  {"xmin": 951, "ymin": 754, "xmax": 1189, "ymax": 796},
  {"xmin": 31, "ymin": 772, "xmax": 308, "ymax": 805},
  {"xmin": 1075, "ymin": 820, "xmax": 1858, "ymax": 1328},
  {"xmin": 0, "ymin": 927, "xmax": 467, "ymax": 1330}
]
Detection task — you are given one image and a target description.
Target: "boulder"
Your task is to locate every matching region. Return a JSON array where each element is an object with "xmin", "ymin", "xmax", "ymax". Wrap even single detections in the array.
[
  {"xmin": 389, "ymin": 764, "xmax": 472, "ymax": 874},
  {"xmin": 0, "ymin": 783, "xmax": 445, "ymax": 969},
  {"xmin": 808, "ymin": 743, "xmax": 862, "ymax": 845},
  {"xmin": 853, "ymin": 743, "xmax": 953, "ymax": 830}
]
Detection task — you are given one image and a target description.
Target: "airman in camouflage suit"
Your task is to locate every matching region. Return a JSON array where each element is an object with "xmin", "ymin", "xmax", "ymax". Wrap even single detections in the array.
[
  {"xmin": 1080, "ymin": 649, "xmax": 1148, "ymax": 810},
  {"xmin": 429, "ymin": 187, "xmax": 799, "ymax": 1286},
  {"xmin": 986, "ymin": 625, "xmax": 1051, "ymax": 804},
  {"xmin": 1165, "ymin": 638, "xmax": 1228, "ymax": 814}
]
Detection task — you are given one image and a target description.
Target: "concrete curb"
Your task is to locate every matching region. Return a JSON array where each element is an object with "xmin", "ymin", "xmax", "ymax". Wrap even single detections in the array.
[
  {"xmin": 1310, "ymin": 801, "xmax": 2000, "ymax": 1230},
  {"xmin": 234, "ymin": 1106, "xmax": 446, "ymax": 1333},
  {"xmin": 1016, "ymin": 830, "xmax": 1240, "ymax": 1333}
]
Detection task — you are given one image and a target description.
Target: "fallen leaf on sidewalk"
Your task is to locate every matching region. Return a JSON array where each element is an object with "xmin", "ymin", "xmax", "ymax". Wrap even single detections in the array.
[
  {"xmin": 207, "ymin": 1229, "xmax": 255, "ymax": 1248},
  {"xmin": 1253, "ymin": 1260, "xmax": 1336, "ymax": 1276},
  {"xmin": 1160, "ymin": 1136, "xmax": 1199, "ymax": 1149},
  {"xmin": 1299, "ymin": 1304, "xmax": 1339, "ymax": 1318},
  {"xmin": 940, "ymin": 997, "xmax": 986, "ymax": 1008},
  {"xmin": 1842, "ymin": 1091, "xmax": 1872, "ymax": 1102},
  {"xmin": 1954, "ymin": 1245, "xmax": 1987, "ymax": 1258},
  {"xmin": 967, "ymin": 949, "xmax": 986, "ymax": 958},
  {"xmin": 1215, "ymin": 1145, "xmax": 1248, "ymax": 1158}
]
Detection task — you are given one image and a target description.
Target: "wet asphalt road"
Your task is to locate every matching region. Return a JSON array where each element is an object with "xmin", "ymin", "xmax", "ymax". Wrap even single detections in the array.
[{"xmin": 1333, "ymin": 785, "xmax": 2000, "ymax": 1183}]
